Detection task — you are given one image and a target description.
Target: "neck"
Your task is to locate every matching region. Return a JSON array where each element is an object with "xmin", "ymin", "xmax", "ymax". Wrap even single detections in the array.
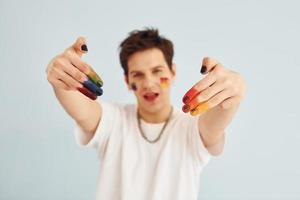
[{"xmin": 138, "ymin": 104, "xmax": 172, "ymax": 123}]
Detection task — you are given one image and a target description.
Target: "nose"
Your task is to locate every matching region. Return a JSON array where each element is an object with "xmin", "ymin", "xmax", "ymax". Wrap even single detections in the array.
[{"xmin": 141, "ymin": 74, "xmax": 157, "ymax": 90}]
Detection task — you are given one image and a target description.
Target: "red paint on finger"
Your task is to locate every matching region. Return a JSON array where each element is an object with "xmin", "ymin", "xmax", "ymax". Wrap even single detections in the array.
[
  {"xmin": 182, "ymin": 104, "xmax": 190, "ymax": 113},
  {"xmin": 77, "ymin": 87, "xmax": 97, "ymax": 100},
  {"xmin": 182, "ymin": 88, "xmax": 200, "ymax": 104}
]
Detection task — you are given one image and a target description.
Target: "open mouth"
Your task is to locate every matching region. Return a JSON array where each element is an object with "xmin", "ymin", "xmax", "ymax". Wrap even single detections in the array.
[{"xmin": 143, "ymin": 92, "xmax": 159, "ymax": 102}]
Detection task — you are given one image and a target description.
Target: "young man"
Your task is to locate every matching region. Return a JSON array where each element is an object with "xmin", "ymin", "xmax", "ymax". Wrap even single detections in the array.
[{"xmin": 46, "ymin": 28, "xmax": 246, "ymax": 200}]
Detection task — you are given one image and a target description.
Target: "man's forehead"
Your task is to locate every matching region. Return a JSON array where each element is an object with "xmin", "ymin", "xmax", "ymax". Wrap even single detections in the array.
[
  {"xmin": 129, "ymin": 65, "xmax": 164, "ymax": 74},
  {"xmin": 128, "ymin": 49, "xmax": 167, "ymax": 72}
]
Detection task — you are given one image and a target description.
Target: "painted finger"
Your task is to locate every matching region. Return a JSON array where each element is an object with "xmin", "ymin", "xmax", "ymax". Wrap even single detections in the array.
[
  {"xmin": 61, "ymin": 61, "xmax": 88, "ymax": 83},
  {"xmin": 63, "ymin": 51, "xmax": 91, "ymax": 75},
  {"xmin": 190, "ymin": 102, "xmax": 210, "ymax": 116},
  {"xmin": 53, "ymin": 67, "xmax": 82, "ymax": 89},
  {"xmin": 77, "ymin": 87, "xmax": 97, "ymax": 100},
  {"xmin": 68, "ymin": 36, "xmax": 88, "ymax": 57},
  {"xmin": 182, "ymin": 81, "xmax": 225, "ymax": 112},
  {"xmin": 82, "ymin": 79, "xmax": 103, "ymax": 96},
  {"xmin": 190, "ymin": 89, "xmax": 233, "ymax": 116},
  {"xmin": 201, "ymin": 57, "xmax": 220, "ymax": 75},
  {"xmin": 182, "ymin": 74, "xmax": 217, "ymax": 104}
]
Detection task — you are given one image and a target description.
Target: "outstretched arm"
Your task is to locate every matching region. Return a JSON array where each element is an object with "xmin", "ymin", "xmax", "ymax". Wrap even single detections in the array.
[{"xmin": 182, "ymin": 57, "xmax": 246, "ymax": 155}]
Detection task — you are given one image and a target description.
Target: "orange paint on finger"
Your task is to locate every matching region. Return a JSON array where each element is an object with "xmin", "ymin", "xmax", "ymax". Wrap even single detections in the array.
[
  {"xmin": 160, "ymin": 77, "xmax": 169, "ymax": 88},
  {"xmin": 190, "ymin": 102, "xmax": 210, "ymax": 116}
]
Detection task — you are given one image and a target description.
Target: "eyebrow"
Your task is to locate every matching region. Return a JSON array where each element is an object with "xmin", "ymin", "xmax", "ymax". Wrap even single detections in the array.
[{"xmin": 129, "ymin": 66, "xmax": 164, "ymax": 75}]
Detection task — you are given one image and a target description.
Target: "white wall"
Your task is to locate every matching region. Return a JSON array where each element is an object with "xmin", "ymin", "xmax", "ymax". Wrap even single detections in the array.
[{"xmin": 1, "ymin": 0, "xmax": 299, "ymax": 199}]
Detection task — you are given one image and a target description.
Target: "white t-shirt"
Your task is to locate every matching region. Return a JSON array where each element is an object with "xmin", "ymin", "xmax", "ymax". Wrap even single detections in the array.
[{"xmin": 74, "ymin": 100, "xmax": 211, "ymax": 200}]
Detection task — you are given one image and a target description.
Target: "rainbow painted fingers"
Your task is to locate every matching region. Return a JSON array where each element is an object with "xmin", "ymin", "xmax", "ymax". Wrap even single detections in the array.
[
  {"xmin": 77, "ymin": 67, "xmax": 104, "ymax": 100},
  {"xmin": 182, "ymin": 87, "xmax": 211, "ymax": 116}
]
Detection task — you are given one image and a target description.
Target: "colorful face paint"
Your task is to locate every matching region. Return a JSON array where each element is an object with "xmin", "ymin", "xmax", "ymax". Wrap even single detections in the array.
[
  {"xmin": 160, "ymin": 77, "xmax": 169, "ymax": 88},
  {"xmin": 182, "ymin": 87, "xmax": 199, "ymax": 104},
  {"xmin": 77, "ymin": 87, "xmax": 97, "ymax": 100},
  {"xmin": 86, "ymin": 68, "xmax": 104, "ymax": 87},
  {"xmin": 130, "ymin": 82, "xmax": 137, "ymax": 91},
  {"xmin": 190, "ymin": 102, "xmax": 210, "ymax": 116},
  {"xmin": 83, "ymin": 79, "xmax": 103, "ymax": 96}
]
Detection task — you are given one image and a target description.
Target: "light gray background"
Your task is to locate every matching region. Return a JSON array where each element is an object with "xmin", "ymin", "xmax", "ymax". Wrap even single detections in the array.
[{"xmin": 1, "ymin": 0, "xmax": 299, "ymax": 199}]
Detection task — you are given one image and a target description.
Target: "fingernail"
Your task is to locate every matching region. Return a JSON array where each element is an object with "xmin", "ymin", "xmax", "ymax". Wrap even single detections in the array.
[
  {"xmin": 182, "ymin": 105, "xmax": 190, "ymax": 113},
  {"xmin": 81, "ymin": 44, "xmax": 88, "ymax": 51},
  {"xmin": 200, "ymin": 65, "xmax": 207, "ymax": 74},
  {"xmin": 182, "ymin": 96, "xmax": 189, "ymax": 104}
]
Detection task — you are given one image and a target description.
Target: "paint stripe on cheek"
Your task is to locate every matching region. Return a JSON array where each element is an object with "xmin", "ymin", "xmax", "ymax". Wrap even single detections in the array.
[
  {"xmin": 160, "ymin": 77, "xmax": 169, "ymax": 88},
  {"xmin": 131, "ymin": 82, "xmax": 137, "ymax": 91}
]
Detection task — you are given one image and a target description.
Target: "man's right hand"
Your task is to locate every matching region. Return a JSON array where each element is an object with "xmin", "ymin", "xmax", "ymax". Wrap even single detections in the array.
[
  {"xmin": 46, "ymin": 37, "xmax": 90, "ymax": 91},
  {"xmin": 46, "ymin": 37, "xmax": 102, "ymax": 140}
]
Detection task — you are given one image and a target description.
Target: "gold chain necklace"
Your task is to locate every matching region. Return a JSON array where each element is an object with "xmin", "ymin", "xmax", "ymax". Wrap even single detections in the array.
[{"xmin": 137, "ymin": 107, "xmax": 173, "ymax": 143}]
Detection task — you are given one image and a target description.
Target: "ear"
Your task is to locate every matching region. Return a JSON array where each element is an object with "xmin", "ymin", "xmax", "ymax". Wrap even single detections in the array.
[
  {"xmin": 124, "ymin": 75, "xmax": 131, "ymax": 90},
  {"xmin": 170, "ymin": 63, "xmax": 176, "ymax": 82}
]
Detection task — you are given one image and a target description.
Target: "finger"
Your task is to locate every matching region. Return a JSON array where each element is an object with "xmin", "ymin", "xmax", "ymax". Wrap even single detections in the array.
[
  {"xmin": 207, "ymin": 89, "xmax": 233, "ymax": 108},
  {"xmin": 182, "ymin": 80, "xmax": 225, "ymax": 112},
  {"xmin": 69, "ymin": 36, "xmax": 88, "ymax": 57},
  {"xmin": 190, "ymin": 102, "xmax": 210, "ymax": 116},
  {"xmin": 51, "ymin": 79, "xmax": 71, "ymax": 90},
  {"xmin": 182, "ymin": 73, "xmax": 217, "ymax": 104},
  {"xmin": 190, "ymin": 89, "xmax": 233, "ymax": 116},
  {"xmin": 53, "ymin": 67, "xmax": 82, "ymax": 89},
  {"xmin": 82, "ymin": 79, "xmax": 103, "ymax": 96},
  {"xmin": 63, "ymin": 50, "xmax": 91, "ymax": 74},
  {"xmin": 200, "ymin": 57, "xmax": 219, "ymax": 75},
  {"xmin": 221, "ymin": 96, "xmax": 241, "ymax": 109},
  {"xmin": 86, "ymin": 67, "xmax": 104, "ymax": 87},
  {"xmin": 77, "ymin": 87, "xmax": 97, "ymax": 100},
  {"xmin": 60, "ymin": 61, "xmax": 89, "ymax": 83},
  {"xmin": 63, "ymin": 52, "xmax": 103, "ymax": 87}
]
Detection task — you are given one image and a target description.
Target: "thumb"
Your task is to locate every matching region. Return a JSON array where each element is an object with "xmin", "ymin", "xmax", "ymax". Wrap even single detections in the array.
[
  {"xmin": 69, "ymin": 36, "xmax": 88, "ymax": 57},
  {"xmin": 200, "ymin": 57, "xmax": 219, "ymax": 75}
]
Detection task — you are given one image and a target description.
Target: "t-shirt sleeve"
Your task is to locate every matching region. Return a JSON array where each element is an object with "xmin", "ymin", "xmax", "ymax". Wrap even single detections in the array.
[
  {"xmin": 74, "ymin": 99, "xmax": 122, "ymax": 152},
  {"xmin": 187, "ymin": 115, "xmax": 211, "ymax": 167}
]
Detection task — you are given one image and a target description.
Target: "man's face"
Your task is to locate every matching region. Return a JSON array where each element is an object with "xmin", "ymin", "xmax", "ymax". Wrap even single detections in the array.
[{"xmin": 125, "ymin": 48, "xmax": 176, "ymax": 114}]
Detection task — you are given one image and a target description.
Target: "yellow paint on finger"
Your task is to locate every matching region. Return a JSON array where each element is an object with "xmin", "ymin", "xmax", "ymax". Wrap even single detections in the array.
[
  {"xmin": 190, "ymin": 102, "xmax": 210, "ymax": 116},
  {"xmin": 87, "ymin": 68, "xmax": 104, "ymax": 87}
]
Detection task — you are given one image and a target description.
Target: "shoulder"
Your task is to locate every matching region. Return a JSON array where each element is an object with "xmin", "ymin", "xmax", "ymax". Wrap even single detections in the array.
[{"xmin": 98, "ymin": 99, "xmax": 136, "ymax": 119}]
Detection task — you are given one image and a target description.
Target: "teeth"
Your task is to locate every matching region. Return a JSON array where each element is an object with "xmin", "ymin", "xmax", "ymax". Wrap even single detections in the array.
[{"xmin": 144, "ymin": 93, "xmax": 159, "ymax": 100}]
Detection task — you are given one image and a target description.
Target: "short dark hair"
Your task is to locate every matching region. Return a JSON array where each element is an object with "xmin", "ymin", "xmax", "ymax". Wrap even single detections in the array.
[{"xmin": 119, "ymin": 28, "xmax": 174, "ymax": 75}]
